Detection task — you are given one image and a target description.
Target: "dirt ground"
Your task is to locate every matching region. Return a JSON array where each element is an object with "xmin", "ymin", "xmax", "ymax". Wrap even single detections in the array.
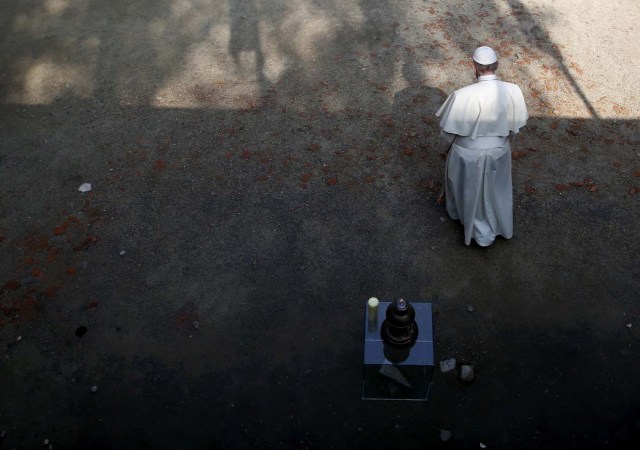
[{"xmin": 1, "ymin": 0, "xmax": 639, "ymax": 448}]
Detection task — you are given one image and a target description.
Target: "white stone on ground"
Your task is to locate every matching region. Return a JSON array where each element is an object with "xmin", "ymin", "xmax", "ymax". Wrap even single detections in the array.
[
  {"xmin": 460, "ymin": 365, "xmax": 475, "ymax": 382},
  {"xmin": 440, "ymin": 358, "xmax": 456, "ymax": 373}
]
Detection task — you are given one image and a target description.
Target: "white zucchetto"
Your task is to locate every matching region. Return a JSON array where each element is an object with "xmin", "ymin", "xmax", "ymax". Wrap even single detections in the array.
[{"xmin": 472, "ymin": 46, "xmax": 498, "ymax": 65}]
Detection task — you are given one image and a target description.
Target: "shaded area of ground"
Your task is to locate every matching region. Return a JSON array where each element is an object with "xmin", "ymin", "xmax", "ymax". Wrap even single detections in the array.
[{"xmin": 1, "ymin": 1, "xmax": 640, "ymax": 449}]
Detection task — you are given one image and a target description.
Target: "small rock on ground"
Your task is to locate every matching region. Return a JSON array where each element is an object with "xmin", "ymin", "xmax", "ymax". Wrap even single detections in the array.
[
  {"xmin": 460, "ymin": 364, "xmax": 475, "ymax": 382},
  {"xmin": 440, "ymin": 358, "xmax": 456, "ymax": 373}
]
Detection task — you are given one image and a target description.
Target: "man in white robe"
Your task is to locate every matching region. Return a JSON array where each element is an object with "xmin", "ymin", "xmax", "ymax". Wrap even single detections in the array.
[{"xmin": 436, "ymin": 46, "xmax": 528, "ymax": 246}]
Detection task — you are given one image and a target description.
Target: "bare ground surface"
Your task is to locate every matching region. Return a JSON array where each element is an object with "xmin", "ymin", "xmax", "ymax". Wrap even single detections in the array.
[{"xmin": 1, "ymin": 0, "xmax": 640, "ymax": 449}]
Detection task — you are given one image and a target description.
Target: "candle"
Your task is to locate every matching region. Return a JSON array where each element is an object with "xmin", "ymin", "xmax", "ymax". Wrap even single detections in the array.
[{"xmin": 367, "ymin": 297, "xmax": 379, "ymax": 321}]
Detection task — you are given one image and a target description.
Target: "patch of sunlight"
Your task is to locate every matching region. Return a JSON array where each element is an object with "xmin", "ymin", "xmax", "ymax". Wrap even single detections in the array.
[
  {"xmin": 522, "ymin": 0, "xmax": 640, "ymax": 119},
  {"xmin": 45, "ymin": 0, "xmax": 71, "ymax": 15},
  {"xmin": 14, "ymin": 0, "xmax": 88, "ymax": 33},
  {"xmin": 148, "ymin": 19, "xmax": 166, "ymax": 37},
  {"xmin": 7, "ymin": 59, "xmax": 94, "ymax": 105},
  {"xmin": 282, "ymin": 3, "xmax": 336, "ymax": 64},
  {"xmin": 151, "ymin": 30, "xmax": 261, "ymax": 109},
  {"xmin": 171, "ymin": 0, "xmax": 198, "ymax": 18},
  {"xmin": 13, "ymin": 14, "xmax": 38, "ymax": 32},
  {"xmin": 262, "ymin": 54, "xmax": 289, "ymax": 84},
  {"xmin": 151, "ymin": 0, "xmax": 359, "ymax": 109},
  {"xmin": 152, "ymin": 80, "xmax": 262, "ymax": 110},
  {"xmin": 257, "ymin": 22, "xmax": 288, "ymax": 84}
]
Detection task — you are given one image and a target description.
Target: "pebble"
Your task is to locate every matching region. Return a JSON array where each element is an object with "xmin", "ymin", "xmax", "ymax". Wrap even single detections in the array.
[
  {"xmin": 440, "ymin": 358, "xmax": 456, "ymax": 373},
  {"xmin": 192, "ymin": 321, "xmax": 199, "ymax": 329},
  {"xmin": 460, "ymin": 365, "xmax": 475, "ymax": 382},
  {"xmin": 16, "ymin": 336, "xmax": 22, "ymax": 342},
  {"xmin": 119, "ymin": 250, "xmax": 126, "ymax": 256},
  {"xmin": 44, "ymin": 439, "xmax": 49, "ymax": 445},
  {"xmin": 440, "ymin": 429, "xmax": 452, "ymax": 442},
  {"xmin": 91, "ymin": 385, "xmax": 98, "ymax": 393},
  {"xmin": 626, "ymin": 323, "xmax": 632, "ymax": 328},
  {"xmin": 467, "ymin": 305, "xmax": 474, "ymax": 312},
  {"xmin": 480, "ymin": 443, "xmax": 487, "ymax": 449}
]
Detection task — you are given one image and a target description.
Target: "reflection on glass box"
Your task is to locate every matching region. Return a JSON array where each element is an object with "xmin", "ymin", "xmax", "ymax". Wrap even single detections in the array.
[{"xmin": 363, "ymin": 300, "xmax": 434, "ymax": 401}]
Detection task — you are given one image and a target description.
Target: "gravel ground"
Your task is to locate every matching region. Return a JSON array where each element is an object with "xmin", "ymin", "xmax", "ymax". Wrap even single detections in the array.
[{"xmin": 1, "ymin": 1, "xmax": 639, "ymax": 449}]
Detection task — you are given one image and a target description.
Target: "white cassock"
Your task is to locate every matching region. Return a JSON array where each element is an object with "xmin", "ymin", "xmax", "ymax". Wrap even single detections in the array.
[{"xmin": 436, "ymin": 74, "xmax": 528, "ymax": 246}]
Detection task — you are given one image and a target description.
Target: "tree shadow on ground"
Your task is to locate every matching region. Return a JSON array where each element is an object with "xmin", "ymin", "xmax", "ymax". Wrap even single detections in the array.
[{"xmin": 1, "ymin": 1, "xmax": 639, "ymax": 449}]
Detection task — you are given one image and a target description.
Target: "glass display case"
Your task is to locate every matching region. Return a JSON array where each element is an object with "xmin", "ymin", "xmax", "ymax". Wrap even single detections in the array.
[{"xmin": 362, "ymin": 300, "xmax": 434, "ymax": 400}]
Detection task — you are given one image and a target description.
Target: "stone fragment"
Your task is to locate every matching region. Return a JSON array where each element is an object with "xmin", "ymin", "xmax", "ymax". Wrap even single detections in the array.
[
  {"xmin": 460, "ymin": 365, "xmax": 475, "ymax": 382},
  {"xmin": 440, "ymin": 358, "xmax": 456, "ymax": 373},
  {"xmin": 467, "ymin": 305, "xmax": 474, "ymax": 312},
  {"xmin": 440, "ymin": 429, "xmax": 452, "ymax": 442},
  {"xmin": 91, "ymin": 385, "xmax": 98, "ymax": 393}
]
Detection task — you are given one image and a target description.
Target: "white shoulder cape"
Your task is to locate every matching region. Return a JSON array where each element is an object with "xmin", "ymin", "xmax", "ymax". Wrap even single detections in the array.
[{"xmin": 436, "ymin": 77, "xmax": 528, "ymax": 139}]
